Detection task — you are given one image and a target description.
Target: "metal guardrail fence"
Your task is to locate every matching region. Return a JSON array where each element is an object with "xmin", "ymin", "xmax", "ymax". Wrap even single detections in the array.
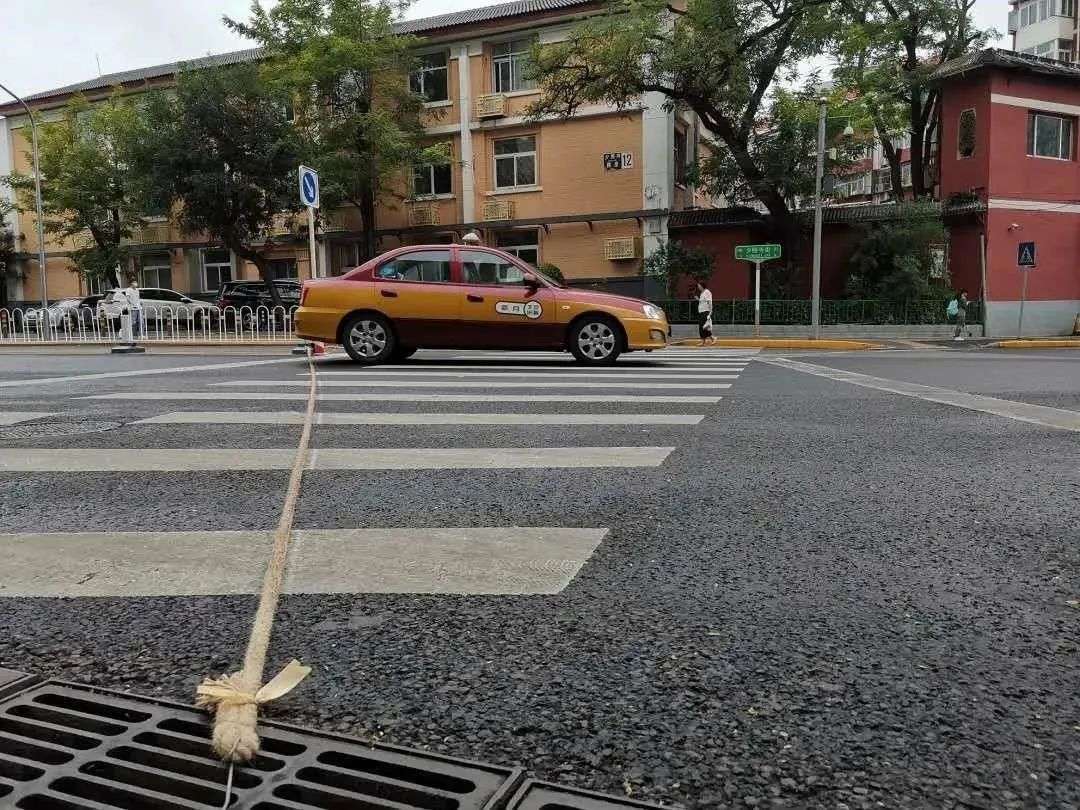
[
  {"xmin": 655, "ymin": 299, "xmax": 983, "ymax": 326},
  {"xmin": 0, "ymin": 305, "xmax": 299, "ymax": 344}
]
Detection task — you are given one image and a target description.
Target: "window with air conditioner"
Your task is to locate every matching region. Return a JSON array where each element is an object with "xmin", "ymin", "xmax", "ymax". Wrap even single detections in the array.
[
  {"xmin": 494, "ymin": 135, "xmax": 537, "ymax": 189},
  {"xmin": 410, "ymin": 51, "xmax": 449, "ymax": 103},
  {"xmin": 1028, "ymin": 112, "xmax": 1074, "ymax": 159},
  {"xmin": 492, "ymin": 39, "xmax": 536, "ymax": 93}
]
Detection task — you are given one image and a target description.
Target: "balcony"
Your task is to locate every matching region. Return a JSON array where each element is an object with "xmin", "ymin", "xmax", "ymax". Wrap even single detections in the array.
[
  {"xmin": 408, "ymin": 204, "xmax": 440, "ymax": 227},
  {"xmin": 604, "ymin": 237, "xmax": 643, "ymax": 261},
  {"xmin": 475, "ymin": 94, "xmax": 507, "ymax": 119},
  {"xmin": 482, "ymin": 200, "xmax": 515, "ymax": 221}
]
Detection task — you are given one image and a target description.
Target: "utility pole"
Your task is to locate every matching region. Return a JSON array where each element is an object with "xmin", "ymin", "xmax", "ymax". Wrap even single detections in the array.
[
  {"xmin": 0, "ymin": 82, "xmax": 50, "ymax": 326},
  {"xmin": 811, "ymin": 97, "xmax": 827, "ymax": 340}
]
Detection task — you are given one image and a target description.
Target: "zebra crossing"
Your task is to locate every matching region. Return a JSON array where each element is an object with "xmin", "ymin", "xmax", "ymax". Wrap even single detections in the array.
[{"xmin": 0, "ymin": 348, "xmax": 756, "ymax": 598}]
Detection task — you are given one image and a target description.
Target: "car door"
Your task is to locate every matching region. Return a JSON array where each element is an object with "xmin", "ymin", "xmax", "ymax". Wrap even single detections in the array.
[
  {"xmin": 457, "ymin": 249, "xmax": 558, "ymax": 348},
  {"xmin": 371, "ymin": 249, "xmax": 460, "ymax": 347}
]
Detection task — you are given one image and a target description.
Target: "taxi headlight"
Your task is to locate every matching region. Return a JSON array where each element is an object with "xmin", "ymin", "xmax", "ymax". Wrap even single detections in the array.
[{"xmin": 642, "ymin": 303, "xmax": 665, "ymax": 320}]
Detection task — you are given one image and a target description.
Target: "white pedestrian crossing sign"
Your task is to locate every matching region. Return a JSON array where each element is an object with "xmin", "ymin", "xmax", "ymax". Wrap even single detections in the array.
[{"xmin": 1017, "ymin": 241, "xmax": 1036, "ymax": 268}]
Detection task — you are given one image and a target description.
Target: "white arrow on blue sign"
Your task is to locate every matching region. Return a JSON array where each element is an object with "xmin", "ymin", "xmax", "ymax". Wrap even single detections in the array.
[{"xmin": 299, "ymin": 165, "xmax": 320, "ymax": 208}]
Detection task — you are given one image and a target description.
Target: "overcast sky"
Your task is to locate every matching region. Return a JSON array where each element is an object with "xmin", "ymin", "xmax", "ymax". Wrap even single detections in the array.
[{"xmin": 2, "ymin": 0, "xmax": 1010, "ymax": 99}]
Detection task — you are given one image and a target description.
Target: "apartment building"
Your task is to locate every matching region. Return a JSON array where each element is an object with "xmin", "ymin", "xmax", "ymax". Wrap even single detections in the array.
[
  {"xmin": 0, "ymin": 0, "xmax": 715, "ymax": 304},
  {"xmin": 1010, "ymin": 0, "xmax": 1078, "ymax": 61}
]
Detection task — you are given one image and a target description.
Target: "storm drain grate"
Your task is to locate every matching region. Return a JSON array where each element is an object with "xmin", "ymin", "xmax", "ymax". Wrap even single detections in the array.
[
  {"xmin": 0, "ymin": 669, "xmax": 41, "ymax": 702},
  {"xmin": 0, "ymin": 679, "xmax": 523, "ymax": 809},
  {"xmin": 505, "ymin": 780, "xmax": 664, "ymax": 810},
  {"xmin": 0, "ymin": 421, "xmax": 124, "ymax": 439}
]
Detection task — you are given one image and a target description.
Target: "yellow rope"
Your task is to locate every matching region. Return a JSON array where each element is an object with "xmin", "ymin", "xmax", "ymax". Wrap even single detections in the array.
[{"xmin": 196, "ymin": 348, "xmax": 318, "ymax": 762}]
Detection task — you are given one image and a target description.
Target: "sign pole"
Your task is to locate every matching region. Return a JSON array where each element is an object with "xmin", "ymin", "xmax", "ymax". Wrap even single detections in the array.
[
  {"xmin": 307, "ymin": 207, "xmax": 318, "ymax": 279},
  {"xmin": 1018, "ymin": 269, "xmax": 1029, "ymax": 337},
  {"xmin": 754, "ymin": 260, "xmax": 762, "ymax": 337}
]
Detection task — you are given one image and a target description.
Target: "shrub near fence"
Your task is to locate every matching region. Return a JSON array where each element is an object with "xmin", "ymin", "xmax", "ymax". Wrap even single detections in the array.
[{"xmin": 655, "ymin": 299, "xmax": 982, "ymax": 326}]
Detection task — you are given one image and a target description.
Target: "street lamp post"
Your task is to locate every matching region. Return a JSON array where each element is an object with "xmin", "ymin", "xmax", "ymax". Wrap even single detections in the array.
[
  {"xmin": 811, "ymin": 97, "xmax": 827, "ymax": 340},
  {"xmin": 0, "ymin": 82, "xmax": 49, "ymax": 324}
]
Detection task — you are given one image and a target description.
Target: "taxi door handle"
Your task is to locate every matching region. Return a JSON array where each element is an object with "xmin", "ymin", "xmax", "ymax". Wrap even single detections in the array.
[
  {"xmin": 380, "ymin": 289, "xmax": 398, "ymax": 298},
  {"xmin": 466, "ymin": 294, "xmax": 484, "ymax": 303}
]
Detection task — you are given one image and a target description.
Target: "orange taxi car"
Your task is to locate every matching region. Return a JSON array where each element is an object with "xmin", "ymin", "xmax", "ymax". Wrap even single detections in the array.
[{"xmin": 296, "ymin": 245, "xmax": 669, "ymax": 364}]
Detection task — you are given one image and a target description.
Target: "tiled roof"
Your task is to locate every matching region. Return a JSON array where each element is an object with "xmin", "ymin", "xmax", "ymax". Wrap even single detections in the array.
[
  {"xmin": 668, "ymin": 207, "xmax": 766, "ymax": 228},
  {"xmin": 396, "ymin": 0, "xmax": 595, "ymax": 33},
  {"xmin": 670, "ymin": 201, "xmax": 977, "ymax": 229},
  {"xmin": 1, "ymin": 0, "xmax": 597, "ymax": 113},
  {"xmin": 933, "ymin": 47, "xmax": 1080, "ymax": 82}
]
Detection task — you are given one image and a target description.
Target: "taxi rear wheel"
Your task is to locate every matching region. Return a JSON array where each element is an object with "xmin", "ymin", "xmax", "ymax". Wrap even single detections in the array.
[
  {"xmin": 342, "ymin": 313, "xmax": 395, "ymax": 364},
  {"xmin": 569, "ymin": 316, "xmax": 622, "ymax": 365}
]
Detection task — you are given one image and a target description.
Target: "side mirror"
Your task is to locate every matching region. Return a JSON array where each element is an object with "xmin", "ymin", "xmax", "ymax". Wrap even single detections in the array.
[{"xmin": 522, "ymin": 271, "xmax": 540, "ymax": 288}]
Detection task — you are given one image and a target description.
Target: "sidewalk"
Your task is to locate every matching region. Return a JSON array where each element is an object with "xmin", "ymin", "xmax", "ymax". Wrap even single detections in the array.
[{"xmin": 671, "ymin": 337, "xmax": 880, "ymax": 350}]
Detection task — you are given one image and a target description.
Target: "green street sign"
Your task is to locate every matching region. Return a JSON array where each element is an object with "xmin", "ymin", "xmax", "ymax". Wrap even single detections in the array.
[{"xmin": 735, "ymin": 243, "xmax": 782, "ymax": 261}]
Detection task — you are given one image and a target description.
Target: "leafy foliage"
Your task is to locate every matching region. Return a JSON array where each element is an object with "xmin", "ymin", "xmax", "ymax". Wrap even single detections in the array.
[
  {"xmin": 228, "ymin": 0, "xmax": 446, "ymax": 260},
  {"xmin": 832, "ymin": 0, "xmax": 995, "ymax": 199},
  {"xmin": 537, "ymin": 262, "xmax": 565, "ymax": 284},
  {"xmin": 0, "ymin": 95, "xmax": 151, "ymax": 287},
  {"xmin": 527, "ymin": 0, "xmax": 837, "ymax": 252},
  {"xmin": 644, "ymin": 240, "xmax": 713, "ymax": 296},
  {"xmin": 134, "ymin": 64, "xmax": 304, "ymax": 302},
  {"xmin": 845, "ymin": 205, "xmax": 947, "ymax": 299}
]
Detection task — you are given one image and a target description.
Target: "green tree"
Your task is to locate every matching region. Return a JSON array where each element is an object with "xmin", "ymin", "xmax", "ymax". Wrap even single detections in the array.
[
  {"xmin": 845, "ymin": 204, "xmax": 946, "ymax": 299},
  {"xmin": 135, "ymin": 64, "xmax": 304, "ymax": 305},
  {"xmin": 643, "ymin": 239, "xmax": 713, "ymax": 297},
  {"xmin": 832, "ymin": 0, "xmax": 994, "ymax": 200},
  {"xmin": 0, "ymin": 95, "xmax": 150, "ymax": 288},
  {"xmin": 228, "ymin": 0, "xmax": 446, "ymax": 261},
  {"xmin": 527, "ymin": 0, "xmax": 835, "ymax": 254}
]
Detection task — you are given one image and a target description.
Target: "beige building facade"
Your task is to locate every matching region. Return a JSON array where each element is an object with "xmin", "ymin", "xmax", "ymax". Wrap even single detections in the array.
[{"xmin": 0, "ymin": 0, "xmax": 715, "ymax": 304}]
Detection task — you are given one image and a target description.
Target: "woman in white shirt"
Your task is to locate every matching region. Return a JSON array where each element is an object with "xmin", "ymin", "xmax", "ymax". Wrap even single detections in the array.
[{"xmin": 696, "ymin": 281, "xmax": 714, "ymax": 345}]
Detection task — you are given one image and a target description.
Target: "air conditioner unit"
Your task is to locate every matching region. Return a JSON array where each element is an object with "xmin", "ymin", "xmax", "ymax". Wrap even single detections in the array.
[
  {"xmin": 409, "ymin": 204, "xmax": 440, "ymax": 227},
  {"xmin": 604, "ymin": 237, "xmax": 643, "ymax": 261},
  {"xmin": 482, "ymin": 200, "xmax": 515, "ymax": 221},
  {"xmin": 475, "ymin": 94, "xmax": 507, "ymax": 118}
]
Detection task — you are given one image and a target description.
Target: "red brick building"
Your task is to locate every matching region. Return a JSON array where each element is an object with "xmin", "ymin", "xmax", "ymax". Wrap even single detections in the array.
[{"xmin": 935, "ymin": 49, "xmax": 1080, "ymax": 336}]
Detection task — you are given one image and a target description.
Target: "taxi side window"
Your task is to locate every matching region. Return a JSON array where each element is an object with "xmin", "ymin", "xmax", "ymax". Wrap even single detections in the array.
[
  {"xmin": 460, "ymin": 250, "xmax": 526, "ymax": 285},
  {"xmin": 376, "ymin": 250, "xmax": 451, "ymax": 283}
]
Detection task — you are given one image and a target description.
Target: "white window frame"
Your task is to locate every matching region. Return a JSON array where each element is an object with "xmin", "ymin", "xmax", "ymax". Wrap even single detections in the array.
[
  {"xmin": 201, "ymin": 248, "xmax": 234, "ymax": 293},
  {"xmin": 496, "ymin": 231, "xmax": 540, "ymax": 266},
  {"xmin": 138, "ymin": 253, "xmax": 172, "ymax": 289},
  {"xmin": 412, "ymin": 161, "xmax": 453, "ymax": 198},
  {"xmin": 901, "ymin": 163, "xmax": 912, "ymax": 187},
  {"xmin": 492, "ymin": 38, "xmax": 536, "ymax": 94},
  {"xmin": 410, "ymin": 51, "xmax": 449, "ymax": 103},
  {"xmin": 493, "ymin": 135, "xmax": 537, "ymax": 190},
  {"xmin": 1028, "ymin": 111, "xmax": 1074, "ymax": 160}
]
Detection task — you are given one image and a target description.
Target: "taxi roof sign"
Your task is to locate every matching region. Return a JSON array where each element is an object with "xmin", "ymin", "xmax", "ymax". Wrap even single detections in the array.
[{"xmin": 735, "ymin": 244, "xmax": 781, "ymax": 261}]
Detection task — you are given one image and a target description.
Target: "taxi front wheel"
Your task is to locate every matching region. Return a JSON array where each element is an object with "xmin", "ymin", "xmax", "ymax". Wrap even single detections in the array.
[
  {"xmin": 342, "ymin": 313, "xmax": 396, "ymax": 364},
  {"xmin": 569, "ymin": 316, "xmax": 622, "ymax": 365}
]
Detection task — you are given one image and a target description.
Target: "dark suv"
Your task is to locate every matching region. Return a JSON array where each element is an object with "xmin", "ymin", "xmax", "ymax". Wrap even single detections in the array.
[{"xmin": 216, "ymin": 280, "xmax": 301, "ymax": 326}]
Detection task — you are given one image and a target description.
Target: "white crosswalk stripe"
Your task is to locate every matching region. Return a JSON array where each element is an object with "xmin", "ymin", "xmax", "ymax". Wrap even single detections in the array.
[
  {"xmin": 0, "ymin": 528, "xmax": 608, "ymax": 596},
  {"xmin": 136, "ymin": 411, "xmax": 706, "ymax": 426},
  {"xmin": 0, "ymin": 446, "xmax": 675, "ymax": 472},
  {"xmin": 86, "ymin": 392, "xmax": 724, "ymax": 403},
  {"xmin": 211, "ymin": 379, "xmax": 733, "ymax": 390},
  {"xmin": 0, "ymin": 412, "xmax": 56, "ymax": 425}
]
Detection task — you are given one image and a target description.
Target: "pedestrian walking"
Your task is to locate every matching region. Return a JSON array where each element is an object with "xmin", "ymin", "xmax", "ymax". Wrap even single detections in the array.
[
  {"xmin": 950, "ymin": 289, "xmax": 969, "ymax": 341},
  {"xmin": 125, "ymin": 280, "xmax": 143, "ymax": 340},
  {"xmin": 696, "ymin": 281, "xmax": 714, "ymax": 345}
]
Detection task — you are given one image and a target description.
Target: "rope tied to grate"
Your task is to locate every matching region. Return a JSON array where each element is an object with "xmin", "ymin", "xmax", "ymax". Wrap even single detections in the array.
[{"xmin": 196, "ymin": 347, "xmax": 318, "ymax": 765}]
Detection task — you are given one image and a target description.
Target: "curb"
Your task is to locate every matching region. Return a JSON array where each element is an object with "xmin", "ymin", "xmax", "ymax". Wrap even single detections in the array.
[
  {"xmin": 993, "ymin": 339, "xmax": 1080, "ymax": 349},
  {"xmin": 671, "ymin": 338, "xmax": 880, "ymax": 350}
]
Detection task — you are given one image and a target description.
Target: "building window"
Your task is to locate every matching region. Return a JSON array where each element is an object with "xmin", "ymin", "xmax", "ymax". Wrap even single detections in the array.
[
  {"xmin": 1028, "ymin": 112, "xmax": 1074, "ymax": 159},
  {"xmin": 957, "ymin": 109, "xmax": 976, "ymax": 158},
  {"xmin": 202, "ymin": 249, "xmax": 233, "ymax": 292},
  {"xmin": 138, "ymin": 253, "xmax": 172, "ymax": 289},
  {"xmin": 1036, "ymin": 40, "xmax": 1054, "ymax": 55},
  {"xmin": 873, "ymin": 168, "xmax": 893, "ymax": 193},
  {"xmin": 900, "ymin": 162, "xmax": 912, "ymax": 187},
  {"xmin": 410, "ymin": 52, "xmax": 449, "ymax": 103},
  {"xmin": 413, "ymin": 161, "xmax": 452, "ymax": 197},
  {"xmin": 268, "ymin": 258, "xmax": 298, "ymax": 280},
  {"xmin": 494, "ymin": 135, "xmax": 537, "ymax": 189},
  {"xmin": 496, "ymin": 230, "xmax": 539, "ymax": 266},
  {"xmin": 86, "ymin": 275, "xmax": 108, "ymax": 295},
  {"xmin": 1061, "ymin": 0, "xmax": 1076, "ymax": 17},
  {"xmin": 492, "ymin": 39, "xmax": 536, "ymax": 93},
  {"xmin": 674, "ymin": 128, "xmax": 689, "ymax": 185}
]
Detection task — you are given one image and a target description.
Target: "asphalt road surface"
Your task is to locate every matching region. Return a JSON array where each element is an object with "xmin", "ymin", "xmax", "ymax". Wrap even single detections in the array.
[{"xmin": 0, "ymin": 345, "xmax": 1077, "ymax": 809}]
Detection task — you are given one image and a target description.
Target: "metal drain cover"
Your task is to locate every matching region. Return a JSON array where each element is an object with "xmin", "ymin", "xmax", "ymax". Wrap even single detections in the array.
[{"xmin": 0, "ymin": 420, "xmax": 123, "ymax": 439}]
